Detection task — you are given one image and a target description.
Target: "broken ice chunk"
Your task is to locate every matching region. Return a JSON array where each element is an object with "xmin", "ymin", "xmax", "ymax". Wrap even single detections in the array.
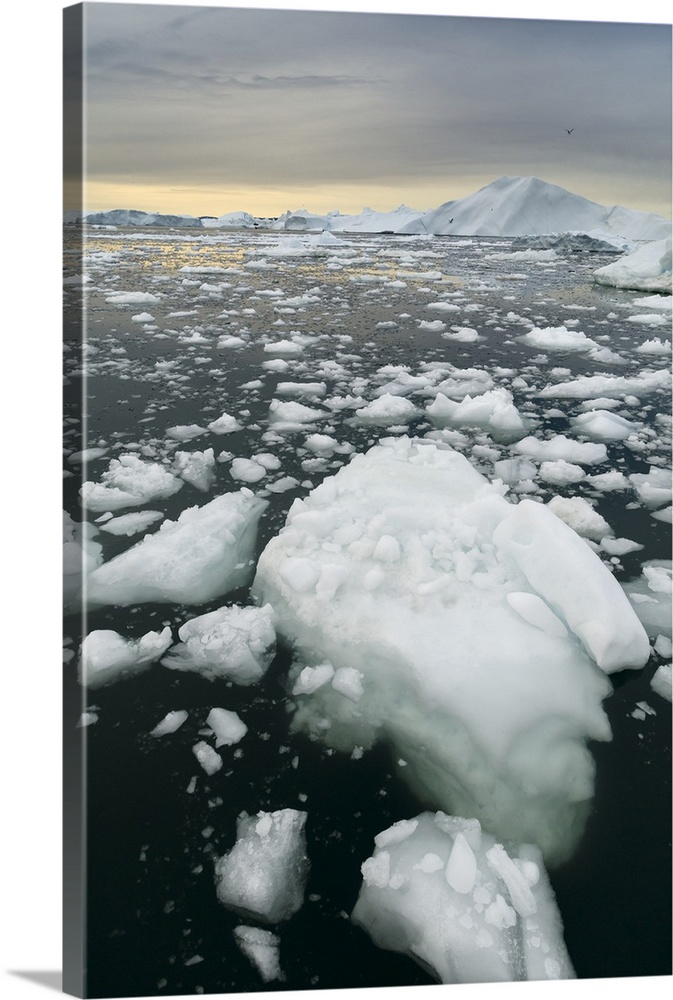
[
  {"xmin": 206, "ymin": 707, "xmax": 248, "ymax": 747},
  {"xmin": 86, "ymin": 491, "xmax": 267, "ymax": 607},
  {"xmin": 149, "ymin": 710, "xmax": 189, "ymax": 737},
  {"xmin": 78, "ymin": 627, "xmax": 173, "ymax": 688},
  {"xmin": 161, "ymin": 604, "xmax": 276, "ymax": 685},
  {"xmin": 192, "ymin": 741, "xmax": 222, "ymax": 776},
  {"xmin": 214, "ymin": 809, "xmax": 310, "ymax": 924},
  {"xmin": 233, "ymin": 926, "xmax": 284, "ymax": 983},
  {"xmin": 650, "ymin": 663, "xmax": 672, "ymax": 702}
]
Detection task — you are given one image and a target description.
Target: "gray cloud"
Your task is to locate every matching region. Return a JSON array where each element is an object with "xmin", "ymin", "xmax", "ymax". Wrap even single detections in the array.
[{"xmin": 78, "ymin": 4, "xmax": 671, "ymax": 212}]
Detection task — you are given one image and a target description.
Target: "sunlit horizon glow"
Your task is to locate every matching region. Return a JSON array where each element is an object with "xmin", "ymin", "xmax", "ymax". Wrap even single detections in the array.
[{"xmin": 83, "ymin": 173, "xmax": 672, "ymax": 221}]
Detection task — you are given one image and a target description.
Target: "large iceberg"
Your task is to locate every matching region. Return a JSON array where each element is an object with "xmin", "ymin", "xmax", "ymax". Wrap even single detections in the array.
[
  {"xmin": 252, "ymin": 438, "xmax": 650, "ymax": 861},
  {"xmin": 351, "ymin": 812, "xmax": 575, "ymax": 984},
  {"xmin": 399, "ymin": 176, "xmax": 671, "ymax": 240},
  {"xmin": 85, "ymin": 490, "xmax": 267, "ymax": 607}
]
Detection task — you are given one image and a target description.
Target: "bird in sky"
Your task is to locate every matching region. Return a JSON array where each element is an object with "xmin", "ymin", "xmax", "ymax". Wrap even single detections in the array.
[{"xmin": 565, "ymin": 128, "xmax": 574, "ymax": 134}]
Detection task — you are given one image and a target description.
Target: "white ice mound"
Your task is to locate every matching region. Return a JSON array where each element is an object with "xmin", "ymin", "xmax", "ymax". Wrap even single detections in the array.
[
  {"xmin": 78, "ymin": 626, "xmax": 173, "ymax": 688},
  {"xmin": 214, "ymin": 809, "xmax": 310, "ymax": 924},
  {"xmin": 161, "ymin": 604, "xmax": 276, "ymax": 684},
  {"xmin": 85, "ymin": 490, "xmax": 267, "ymax": 607},
  {"xmin": 593, "ymin": 237, "xmax": 672, "ymax": 293},
  {"xmin": 252, "ymin": 438, "xmax": 650, "ymax": 860},
  {"xmin": 426, "ymin": 388, "xmax": 526, "ymax": 441},
  {"xmin": 80, "ymin": 454, "xmax": 184, "ymax": 512},
  {"xmin": 351, "ymin": 812, "xmax": 575, "ymax": 984}
]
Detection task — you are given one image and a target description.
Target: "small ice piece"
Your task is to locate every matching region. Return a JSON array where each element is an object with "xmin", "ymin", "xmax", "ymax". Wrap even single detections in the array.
[
  {"xmin": 600, "ymin": 537, "xmax": 644, "ymax": 556},
  {"xmin": 571, "ymin": 410, "xmax": 638, "ymax": 442},
  {"xmin": 268, "ymin": 400, "xmax": 325, "ymax": 430},
  {"xmin": 161, "ymin": 604, "xmax": 276, "ymax": 685},
  {"xmin": 77, "ymin": 712, "xmax": 98, "ymax": 727},
  {"xmin": 80, "ymin": 454, "xmax": 183, "ymax": 512},
  {"xmin": 214, "ymin": 809, "xmax": 310, "ymax": 923},
  {"xmin": 174, "ymin": 448, "xmax": 216, "ymax": 491},
  {"xmin": 206, "ymin": 707, "xmax": 248, "ymax": 747},
  {"xmin": 233, "ymin": 926, "xmax": 285, "ymax": 983},
  {"xmin": 375, "ymin": 819, "xmax": 419, "ymax": 849},
  {"xmin": 546, "ymin": 496, "xmax": 612, "ymax": 542},
  {"xmin": 231, "ymin": 457, "xmax": 266, "ymax": 483},
  {"xmin": 166, "ymin": 424, "xmax": 208, "ymax": 442},
  {"xmin": 650, "ymin": 664, "xmax": 672, "ymax": 702},
  {"xmin": 149, "ymin": 710, "xmax": 189, "ymax": 737},
  {"xmin": 331, "ymin": 666, "xmax": 365, "ymax": 702},
  {"xmin": 514, "ymin": 435, "xmax": 607, "ymax": 466},
  {"xmin": 192, "ymin": 741, "xmax": 222, "ymax": 775},
  {"xmin": 354, "ymin": 393, "xmax": 417, "ymax": 426},
  {"xmin": 654, "ymin": 634, "xmax": 673, "ymax": 659},
  {"xmin": 292, "ymin": 662, "xmax": 335, "ymax": 695},
  {"xmin": 86, "ymin": 491, "xmax": 267, "ymax": 607},
  {"xmin": 78, "ymin": 627, "xmax": 173, "ymax": 688},
  {"xmin": 207, "ymin": 412, "xmax": 243, "ymax": 434},
  {"xmin": 99, "ymin": 510, "xmax": 164, "ymax": 536},
  {"xmin": 538, "ymin": 461, "xmax": 585, "ymax": 486}
]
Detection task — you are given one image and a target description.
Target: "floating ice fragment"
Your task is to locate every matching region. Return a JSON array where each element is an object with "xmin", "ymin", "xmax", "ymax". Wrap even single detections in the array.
[
  {"xmin": 79, "ymin": 627, "xmax": 173, "ymax": 688},
  {"xmin": 233, "ymin": 926, "xmax": 284, "ymax": 983},
  {"xmin": 206, "ymin": 707, "xmax": 248, "ymax": 747},
  {"xmin": 192, "ymin": 741, "xmax": 222, "ymax": 776},
  {"xmin": 86, "ymin": 491, "xmax": 267, "ymax": 607},
  {"xmin": 149, "ymin": 710, "xmax": 189, "ymax": 737},
  {"xmin": 161, "ymin": 604, "xmax": 276, "ymax": 684},
  {"xmin": 214, "ymin": 809, "xmax": 310, "ymax": 923}
]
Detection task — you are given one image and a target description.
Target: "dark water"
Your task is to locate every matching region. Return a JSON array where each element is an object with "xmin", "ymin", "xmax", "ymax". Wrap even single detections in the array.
[{"xmin": 63, "ymin": 226, "xmax": 671, "ymax": 996}]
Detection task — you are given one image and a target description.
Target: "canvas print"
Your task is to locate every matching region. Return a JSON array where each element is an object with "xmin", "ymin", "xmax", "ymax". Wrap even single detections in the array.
[{"xmin": 63, "ymin": 2, "xmax": 672, "ymax": 997}]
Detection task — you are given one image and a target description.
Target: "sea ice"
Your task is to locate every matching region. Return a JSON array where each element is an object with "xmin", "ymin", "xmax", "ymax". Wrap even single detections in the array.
[
  {"xmin": 253, "ymin": 438, "xmax": 649, "ymax": 860},
  {"xmin": 233, "ymin": 926, "xmax": 284, "ymax": 983},
  {"xmin": 78, "ymin": 627, "xmax": 173, "ymax": 688},
  {"xmin": 80, "ymin": 454, "xmax": 183, "ymax": 512},
  {"xmin": 650, "ymin": 664, "xmax": 672, "ymax": 702},
  {"xmin": 98, "ymin": 510, "xmax": 164, "ymax": 536},
  {"xmin": 593, "ymin": 237, "xmax": 672, "ymax": 293},
  {"xmin": 206, "ymin": 707, "xmax": 248, "ymax": 747},
  {"xmin": 161, "ymin": 604, "xmax": 276, "ymax": 684},
  {"xmin": 64, "ymin": 512, "xmax": 103, "ymax": 606},
  {"xmin": 426, "ymin": 388, "xmax": 526, "ymax": 441},
  {"xmin": 174, "ymin": 448, "xmax": 216, "ymax": 491},
  {"xmin": 86, "ymin": 490, "xmax": 267, "ymax": 606},
  {"xmin": 351, "ymin": 812, "xmax": 574, "ymax": 984},
  {"xmin": 514, "ymin": 435, "xmax": 607, "ymax": 466},
  {"xmin": 214, "ymin": 809, "xmax": 310, "ymax": 923},
  {"xmin": 354, "ymin": 393, "xmax": 417, "ymax": 426},
  {"xmin": 149, "ymin": 710, "xmax": 189, "ymax": 737}
]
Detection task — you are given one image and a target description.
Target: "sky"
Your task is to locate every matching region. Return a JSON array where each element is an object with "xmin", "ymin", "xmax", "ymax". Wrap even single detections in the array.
[{"xmin": 66, "ymin": 0, "xmax": 673, "ymax": 219}]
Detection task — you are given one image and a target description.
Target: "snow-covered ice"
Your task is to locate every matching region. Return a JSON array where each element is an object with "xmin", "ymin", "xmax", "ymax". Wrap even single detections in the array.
[{"xmin": 80, "ymin": 454, "xmax": 183, "ymax": 512}]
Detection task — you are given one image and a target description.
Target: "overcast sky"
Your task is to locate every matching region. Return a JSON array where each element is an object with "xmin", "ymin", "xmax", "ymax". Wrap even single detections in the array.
[{"xmin": 68, "ymin": 1, "xmax": 672, "ymax": 218}]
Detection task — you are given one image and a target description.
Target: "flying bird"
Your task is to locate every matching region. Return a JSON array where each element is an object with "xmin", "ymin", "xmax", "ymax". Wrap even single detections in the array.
[{"xmin": 565, "ymin": 128, "xmax": 574, "ymax": 134}]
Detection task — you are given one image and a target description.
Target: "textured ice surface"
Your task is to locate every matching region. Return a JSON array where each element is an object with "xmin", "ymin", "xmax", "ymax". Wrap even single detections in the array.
[
  {"xmin": 80, "ymin": 454, "xmax": 184, "ymax": 512},
  {"xmin": 161, "ymin": 604, "xmax": 276, "ymax": 684},
  {"xmin": 79, "ymin": 627, "xmax": 173, "ymax": 688},
  {"xmin": 214, "ymin": 809, "xmax": 310, "ymax": 923},
  {"xmin": 352, "ymin": 812, "xmax": 575, "ymax": 984},
  {"xmin": 253, "ymin": 438, "xmax": 650, "ymax": 860},
  {"xmin": 85, "ymin": 491, "xmax": 267, "ymax": 607},
  {"xmin": 593, "ymin": 237, "xmax": 672, "ymax": 293}
]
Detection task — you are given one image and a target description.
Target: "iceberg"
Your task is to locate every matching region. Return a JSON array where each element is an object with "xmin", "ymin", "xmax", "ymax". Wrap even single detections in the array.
[
  {"xmin": 85, "ymin": 490, "xmax": 267, "ymax": 607},
  {"xmin": 252, "ymin": 438, "xmax": 650, "ymax": 861},
  {"xmin": 351, "ymin": 812, "xmax": 575, "ymax": 984}
]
